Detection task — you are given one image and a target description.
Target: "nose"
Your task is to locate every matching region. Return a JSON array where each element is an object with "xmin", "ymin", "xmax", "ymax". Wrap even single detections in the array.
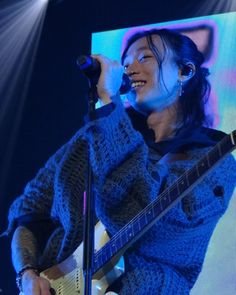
[
  {"xmin": 125, "ymin": 60, "xmax": 140, "ymax": 77},
  {"xmin": 126, "ymin": 68, "xmax": 139, "ymax": 79}
]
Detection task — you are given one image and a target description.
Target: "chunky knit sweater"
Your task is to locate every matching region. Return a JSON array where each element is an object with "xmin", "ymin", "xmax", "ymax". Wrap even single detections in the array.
[{"xmin": 6, "ymin": 97, "xmax": 236, "ymax": 294}]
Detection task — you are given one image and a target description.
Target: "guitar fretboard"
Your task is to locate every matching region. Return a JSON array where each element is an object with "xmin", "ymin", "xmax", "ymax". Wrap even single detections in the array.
[{"xmin": 93, "ymin": 131, "xmax": 236, "ymax": 274}]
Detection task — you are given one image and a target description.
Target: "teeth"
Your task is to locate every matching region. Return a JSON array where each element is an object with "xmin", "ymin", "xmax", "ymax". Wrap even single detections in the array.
[{"xmin": 131, "ymin": 81, "xmax": 145, "ymax": 88}]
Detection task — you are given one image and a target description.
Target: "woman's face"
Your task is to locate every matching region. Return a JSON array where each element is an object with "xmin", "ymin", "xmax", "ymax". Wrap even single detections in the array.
[{"xmin": 123, "ymin": 35, "xmax": 180, "ymax": 113}]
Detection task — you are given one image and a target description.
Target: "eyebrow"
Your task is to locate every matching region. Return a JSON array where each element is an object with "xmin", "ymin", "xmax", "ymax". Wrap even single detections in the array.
[{"xmin": 135, "ymin": 46, "xmax": 150, "ymax": 52}]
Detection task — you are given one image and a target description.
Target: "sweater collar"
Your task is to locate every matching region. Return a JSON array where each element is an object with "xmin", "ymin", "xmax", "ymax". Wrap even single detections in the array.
[{"xmin": 126, "ymin": 107, "xmax": 226, "ymax": 156}]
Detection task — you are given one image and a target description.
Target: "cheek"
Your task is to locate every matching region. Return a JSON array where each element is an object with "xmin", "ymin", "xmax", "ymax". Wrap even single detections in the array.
[
  {"xmin": 160, "ymin": 65, "xmax": 179, "ymax": 89},
  {"xmin": 148, "ymin": 70, "xmax": 160, "ymax": 90}
]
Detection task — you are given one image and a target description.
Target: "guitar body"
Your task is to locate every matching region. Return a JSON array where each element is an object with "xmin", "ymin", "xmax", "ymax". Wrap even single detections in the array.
[{"xmin": 20, "ymin": 222, "xmax": 124, "ymax": 295}]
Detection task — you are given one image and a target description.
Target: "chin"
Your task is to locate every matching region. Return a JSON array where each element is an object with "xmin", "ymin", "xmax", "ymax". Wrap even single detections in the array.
[{"xmin": 132, "ymin": 101, "xmax": 153, "ymax": 115}]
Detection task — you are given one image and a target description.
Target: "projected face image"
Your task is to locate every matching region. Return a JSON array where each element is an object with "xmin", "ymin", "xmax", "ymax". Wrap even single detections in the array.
[{"xmin": 123, "ymin": 35, "xmax": 180, "ymax": 113}]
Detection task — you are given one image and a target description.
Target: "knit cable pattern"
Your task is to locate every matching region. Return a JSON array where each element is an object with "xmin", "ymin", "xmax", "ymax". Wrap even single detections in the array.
[{"xmin": 4, "ymin": 97, "xmax": 236, "ymax": 293}]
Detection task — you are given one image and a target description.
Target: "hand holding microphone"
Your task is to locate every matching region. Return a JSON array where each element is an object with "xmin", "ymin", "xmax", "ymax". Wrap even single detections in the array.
[{"xmin": 77, "ymin": 55, "xmax": 130, "ymax": 105}]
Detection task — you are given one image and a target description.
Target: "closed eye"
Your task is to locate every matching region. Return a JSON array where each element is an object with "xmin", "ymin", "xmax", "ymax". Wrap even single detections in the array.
[
  {"xmin": 139, "ymin": 55, "xmax": 153, "ymax": 62},
  {"xmin": 123, "ymin": 54, "xmax": 153, "ymax": 70}
]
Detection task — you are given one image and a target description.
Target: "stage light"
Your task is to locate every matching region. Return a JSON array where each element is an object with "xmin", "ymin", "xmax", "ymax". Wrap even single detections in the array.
[
  {"xmin": 0, "ymin": 0, "xmax": 49, "ymax": 123},
  {"xmin": 192, "ymin": 0, "xmax": 236, "ymax": 16},
  {"xmin": 0, "ymin": 0, "xmax": 49, "ymax": 192}
]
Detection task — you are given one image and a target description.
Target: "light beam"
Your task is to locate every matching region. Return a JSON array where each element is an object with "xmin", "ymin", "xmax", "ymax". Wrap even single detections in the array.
[
  {"xmin": 192, "ymin": 0, "xmax": 236, "ymax": 16},
  {"xmin": 0, "ymin": 0, "xmax": 49, "ymax": 194}
]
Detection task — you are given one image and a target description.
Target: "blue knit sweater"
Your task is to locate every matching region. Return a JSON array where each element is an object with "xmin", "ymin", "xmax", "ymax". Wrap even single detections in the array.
[{"xmin": 6, "ymin": 97, "xmax": 236, "ymax": 294}]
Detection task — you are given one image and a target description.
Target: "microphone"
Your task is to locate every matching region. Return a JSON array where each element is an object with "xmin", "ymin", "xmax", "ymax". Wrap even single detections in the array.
[{"xmin": 76, "ymin": 55, "xmax": 131, "ymax": 94}]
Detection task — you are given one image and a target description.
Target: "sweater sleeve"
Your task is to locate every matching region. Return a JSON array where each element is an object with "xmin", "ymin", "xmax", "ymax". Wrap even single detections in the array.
[
  {"xmin": 3, "ymin": 142, "xmax": 69, "ymax": 236},
  {"xmin": 56, "ymin": 96, "xmax": 146, "ymax": 188},
  {"xmin": 4, "ymin": 96, "xmax": 165, "ymax": 255},
  {"xmin": 50, "ymin": 96, "xmax": 165, "ymax": 236}
]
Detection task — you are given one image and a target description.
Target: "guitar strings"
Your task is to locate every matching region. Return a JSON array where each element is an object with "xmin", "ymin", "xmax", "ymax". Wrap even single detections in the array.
[{"xmin": 93, "ymin": 136, "xmax": 230, "ymax": 272}]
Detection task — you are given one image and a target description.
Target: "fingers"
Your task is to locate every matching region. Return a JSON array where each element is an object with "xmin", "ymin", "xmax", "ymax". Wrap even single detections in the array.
[
  {"xmin": 22, "ymin": 271, "xmax": 52, "ymax": 295},
  {"xmin": 91, "ymin": 54, "xmax": 123, "ymax": 79},
  {"xmin": 38, "ymin": 277, "xmax": 52, "ymax": 295},
  {"xmin": 91, "ymin": 54, "xmax": 124, "ymax": 104}
]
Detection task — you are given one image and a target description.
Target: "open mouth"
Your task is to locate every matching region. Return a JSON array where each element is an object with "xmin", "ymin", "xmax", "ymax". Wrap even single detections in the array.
[{"xmin": 131, "ymin": 80, "xmax": 146, "ymax": 90}]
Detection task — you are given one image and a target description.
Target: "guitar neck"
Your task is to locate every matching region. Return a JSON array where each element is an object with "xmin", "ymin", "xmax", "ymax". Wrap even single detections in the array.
[{"xmin": 93, "ymin": 130, "xmax": 236, "ymax": 275}]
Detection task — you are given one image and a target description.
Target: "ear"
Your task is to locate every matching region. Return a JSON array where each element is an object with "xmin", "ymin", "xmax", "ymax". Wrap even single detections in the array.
[{"xmin": 178, "ymin": 62, "xmax": 196, "ymax": 82}]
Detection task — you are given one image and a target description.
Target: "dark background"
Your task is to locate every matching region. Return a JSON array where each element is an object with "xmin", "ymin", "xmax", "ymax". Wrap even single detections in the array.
[{"xmin": 0, "ymin": 0, "xmax": 235, "ymax": 294}]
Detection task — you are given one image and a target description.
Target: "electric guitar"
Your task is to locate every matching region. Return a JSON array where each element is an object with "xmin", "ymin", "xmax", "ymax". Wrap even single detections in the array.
[{"xmin": 20, "ymin": 130, "xmax": 236, "ymax": 295}]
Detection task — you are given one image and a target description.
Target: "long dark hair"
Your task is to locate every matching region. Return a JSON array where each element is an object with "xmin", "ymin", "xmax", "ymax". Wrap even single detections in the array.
[{"xmin": 121, "ymin": 28, "xmax": 211, "ymax": 128}]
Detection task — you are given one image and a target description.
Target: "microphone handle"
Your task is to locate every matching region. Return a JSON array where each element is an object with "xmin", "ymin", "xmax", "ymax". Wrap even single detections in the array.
[{"xmin": 77, "ymin": 55, "xmax": 130, "ymax": 94}]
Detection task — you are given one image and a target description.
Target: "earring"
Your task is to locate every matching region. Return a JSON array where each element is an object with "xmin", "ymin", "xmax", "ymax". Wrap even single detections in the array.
[{"xmin": 178, "ymin": 79, "xmax": 184, "ymax": 97}]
